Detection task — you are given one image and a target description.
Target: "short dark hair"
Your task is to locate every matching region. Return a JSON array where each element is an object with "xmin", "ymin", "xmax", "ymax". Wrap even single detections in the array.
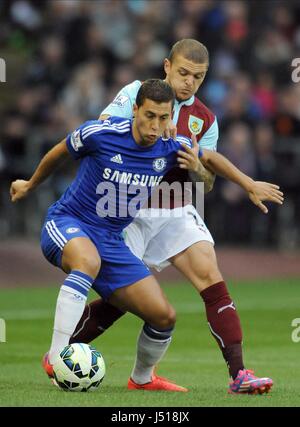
[
  {"xmin": 136, "ymin": 79, "xmax": 175, "ymax": 108},
  {"xmin": 168, "ymin": 39, "xmax": 209, "ymax": 66}
]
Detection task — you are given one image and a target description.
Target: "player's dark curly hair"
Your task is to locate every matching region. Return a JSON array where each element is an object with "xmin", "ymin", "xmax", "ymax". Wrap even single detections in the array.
[
  {"xmin": 136, "ymin": 79, "xmax": 175, "ymax": 108},
  {"xmin": 168, "ymin": 39, "xmax": 209, "ymax": 65}
]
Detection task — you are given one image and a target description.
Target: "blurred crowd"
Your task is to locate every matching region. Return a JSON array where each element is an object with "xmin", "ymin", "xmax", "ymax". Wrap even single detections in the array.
[{"xmin": 1, "ymin": 0, "xmax": 300, "ymax": 249}]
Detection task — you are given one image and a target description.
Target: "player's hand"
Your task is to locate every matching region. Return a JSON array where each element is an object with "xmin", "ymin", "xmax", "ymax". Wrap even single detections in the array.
[
  {"xmin": 10, "ymin": 179, "xmax": 32, "ymax": 202},
  {"xmin": 177, "ymin": 133, "xmax": 200, "ymax": 172},
  {"xmin": 248, "ymin": 181, "xmax": 284, "ymax": 214},
  {"xmin": 163, "ymin": 120, "xmax": 177, "ymax": 139}
]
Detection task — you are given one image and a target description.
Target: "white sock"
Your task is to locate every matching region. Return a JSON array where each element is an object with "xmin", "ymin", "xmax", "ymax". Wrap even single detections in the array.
[
  {"xmin": 131, "ymin": 326, "xmax": 172, "ymax": 385},
  {"xmin": 48, "ymin": 268, "xmax": 95, "ymax": 364},
  {"xmin": 49, "ymin": 287, "xmax": 87, "ymax": 363}
]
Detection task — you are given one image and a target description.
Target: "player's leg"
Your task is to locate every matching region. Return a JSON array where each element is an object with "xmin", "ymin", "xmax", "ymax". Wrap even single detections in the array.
[
  {"xmin": 70, "ymin": 298, "xmax": 124, "ymax": 344},
  {"xmin": 70, "ymin": 216, "xmax": 150, "ymax": 343},
  {"xmin": 79, "ymin": 228, "xmax": 186, "ymax": 392},
  {"xmin": 48, "ymin": 237, "xmax": 101, "ymax": 362},
  {"xmin": 41, "ymin": 217, "xmax": 101, "ymax": 367},
  {"xmin": 108, "ymin": 275, "xmax": 175, "ymax": 328},
  {"xmin": 143, "ymin": 207, "xmax": 245, "ymax": 379},
  {"xmin": 170, "ymin": 241, "xmax": 273, "ymax": 394},
  {"xmin": 141, "ymin": 206, "xmax": 272, "ymax": 393},
  {"xmin": 107, "ymin": 275, "xmax": 186, "ymax": 391},
  {"xmin": 170, "ymin": 241, "xmax": 244, "ymax": 377}
]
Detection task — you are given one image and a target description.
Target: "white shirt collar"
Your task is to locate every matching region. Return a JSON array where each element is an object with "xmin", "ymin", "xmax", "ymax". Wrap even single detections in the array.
[
  {"xmin": 174, "ymin": 95, "xmax": 195, "ymax": 108},
  {"xmin": 172, "ymin": 95, "xmax": 195, "ymax": 125}
]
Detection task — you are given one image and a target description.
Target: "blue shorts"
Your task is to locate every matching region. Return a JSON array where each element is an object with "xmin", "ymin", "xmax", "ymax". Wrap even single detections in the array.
[{"xmin": 40, "ymin": 214, "xmax": 151, "ymax": 300}]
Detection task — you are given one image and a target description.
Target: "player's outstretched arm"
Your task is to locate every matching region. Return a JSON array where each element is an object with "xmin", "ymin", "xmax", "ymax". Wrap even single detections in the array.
[
  {"xmin": 200, "ymin": 149, "xmax": 284, "ymax": 213},
  {"xmin": 10, "ymin": 139, "xmax": 70, "ymax": 202},
  {"xmin": 177, "ymin": 133, "xmax": 216, "ymax": 193}
]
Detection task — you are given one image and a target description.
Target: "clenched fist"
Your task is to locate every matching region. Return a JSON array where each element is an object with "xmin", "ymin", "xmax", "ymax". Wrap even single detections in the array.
[{"xmin": 10, "ymin": 180, "xmax": 32, "ymax": 202}]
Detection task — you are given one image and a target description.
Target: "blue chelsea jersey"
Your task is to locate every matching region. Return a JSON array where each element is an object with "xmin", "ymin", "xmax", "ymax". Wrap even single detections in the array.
[{"xmin": 48, "ymin": 117, "xmax": 194, "ymax": 232}]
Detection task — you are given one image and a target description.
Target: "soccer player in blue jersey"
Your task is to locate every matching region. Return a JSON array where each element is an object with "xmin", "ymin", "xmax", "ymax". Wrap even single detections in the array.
[
  {"xmin": 10, "ymin": 79, "xmax": 208, "ymax": 391},
  {"xmin": 71, "ymin": 40, "xmax": 279, "ymax": 394}
]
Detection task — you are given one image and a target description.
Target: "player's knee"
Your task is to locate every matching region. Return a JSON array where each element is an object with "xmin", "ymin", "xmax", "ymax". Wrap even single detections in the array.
[
  {"xmin": 152, "ymin": 306, "xmax": 176, "ymax": 330},
  {"xmin": 73, "ymin": 255, "xmax": 101, "ymax": 278},
  {"xmin": 199, "ymin": 263, "xmax": 220, "ymax": 283},
  {"xmin": 194, "ymin": 252, "xmax": 222, "ymax": 286}
]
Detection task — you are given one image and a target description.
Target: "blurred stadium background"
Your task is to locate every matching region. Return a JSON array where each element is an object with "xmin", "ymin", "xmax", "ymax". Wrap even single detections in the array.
[{"xmin": 1, "ymin": 0, "xmax": 300, "ymax": 284}]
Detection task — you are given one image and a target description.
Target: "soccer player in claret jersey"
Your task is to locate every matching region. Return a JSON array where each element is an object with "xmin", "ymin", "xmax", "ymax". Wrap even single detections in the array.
[
  {"xmin": 10, "ymin": 79, "xmax": 210, "ymax": 392},
  {"xmin": 71, "ymin": 40, "xmax": 282, "ymax": 394}
]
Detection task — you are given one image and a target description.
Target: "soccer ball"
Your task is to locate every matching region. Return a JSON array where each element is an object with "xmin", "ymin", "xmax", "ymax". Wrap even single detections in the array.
[{"xmin": 52, "ymin": 343, "xmax": 105, "ymax": 392}]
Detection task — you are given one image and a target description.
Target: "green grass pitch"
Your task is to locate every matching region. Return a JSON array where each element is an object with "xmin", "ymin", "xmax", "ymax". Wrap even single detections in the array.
[{"xmin": 0, "ymin": 278, "xmax": 299, "ymax": 407}]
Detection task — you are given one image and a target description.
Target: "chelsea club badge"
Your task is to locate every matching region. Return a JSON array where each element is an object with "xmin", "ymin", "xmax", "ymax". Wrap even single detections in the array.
[{"xmin": 153, "ymin": 157, "xmax": 167, "ymax": 172}]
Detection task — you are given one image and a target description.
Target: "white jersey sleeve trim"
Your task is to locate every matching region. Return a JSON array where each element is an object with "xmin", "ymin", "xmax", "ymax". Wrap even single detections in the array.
[
  {"xmin": 199, "ymin": 117, "xmax": 218, "ymax": 151},
  {"xmin": 176, "ymin": 135, "xmax": 192, "ymax": 149},
  {"xmin": 101, "ymin": 80, "xmax": 141, "ymax": 119}
]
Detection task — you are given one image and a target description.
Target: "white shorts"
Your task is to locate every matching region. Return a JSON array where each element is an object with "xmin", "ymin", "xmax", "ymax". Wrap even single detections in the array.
[{"xmin": 123, "ymin": 205, "xmax": 214, "ymax": 271}]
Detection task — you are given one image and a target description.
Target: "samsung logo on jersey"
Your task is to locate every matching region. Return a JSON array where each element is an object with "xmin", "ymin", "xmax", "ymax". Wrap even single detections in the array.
[{"xmin": 103, "ymin": 168, "xmax": 164, "ymax": 187}]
